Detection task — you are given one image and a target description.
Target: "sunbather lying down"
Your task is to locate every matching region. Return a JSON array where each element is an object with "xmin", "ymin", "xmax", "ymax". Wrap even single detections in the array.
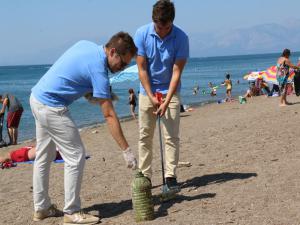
[{"xmin": 0, "ymin": 146, "xmax": 62, "ymax": 163}]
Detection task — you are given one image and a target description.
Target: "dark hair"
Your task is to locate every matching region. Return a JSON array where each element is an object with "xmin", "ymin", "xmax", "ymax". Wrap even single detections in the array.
[
  {"xmin": 152, "ymin": 0, "xmax": 175, "ymax": 25},
  {"xmin": 226, "ymin": 74, "xmax": 230, "ymax": 79},
  {"xmin": 128, "ymin": 88, "xmax": 134, "ymax": 94},
  {"xmin": 105, "ymin": 31, "xmax": 137, "ymax": 56},
  {"xmin": 281, "ymin": 48, "xmax": 291, "ymax": 57}
]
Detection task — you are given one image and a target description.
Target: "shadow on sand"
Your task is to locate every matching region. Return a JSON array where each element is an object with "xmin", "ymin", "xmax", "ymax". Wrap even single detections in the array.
[
  {"xmin": 83, "ymin": 192, "xmax": 215, "ymax": 220},
  {"xmin": 180, "ymin": 172, "xmax": 257, "ymax": 189},
  {"xmin": 83, "ymin": 172, "xmax": 257, "ymax": 220}
]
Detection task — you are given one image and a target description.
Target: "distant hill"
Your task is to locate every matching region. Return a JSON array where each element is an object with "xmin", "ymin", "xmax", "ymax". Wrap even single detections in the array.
[{"xmin": 190, "ymin": 21, "xmax": 300, "ymax": 57}]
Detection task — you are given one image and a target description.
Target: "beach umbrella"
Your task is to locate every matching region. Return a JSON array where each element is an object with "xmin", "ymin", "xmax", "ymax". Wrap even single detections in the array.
[
  {"xmin": 263, "ymin": 65, "xmax": 295, "ymax": 84},
  {"xmin": 109, "ymin": 64, "xmax": 139, "ymax": 84},
  {"xmin": 243, "ymin": 71, "xmax": 265, "ymax": 81}
]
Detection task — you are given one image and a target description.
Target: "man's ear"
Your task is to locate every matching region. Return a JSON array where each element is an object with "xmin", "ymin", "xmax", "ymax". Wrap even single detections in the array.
[{"xmin": 109, "ymin": 48, "xmax": 116, "ymax": 57}]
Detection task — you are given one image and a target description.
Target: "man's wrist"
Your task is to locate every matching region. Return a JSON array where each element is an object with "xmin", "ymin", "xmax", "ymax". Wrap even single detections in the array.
[{"xmin": 122, "ymin": 146, "xmax": 131, "ymax": 152}]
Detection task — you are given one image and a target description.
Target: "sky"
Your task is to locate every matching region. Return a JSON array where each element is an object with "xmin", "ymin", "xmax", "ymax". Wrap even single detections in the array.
[{"xmin": 1, "ymin": 0, "xmax": 300, "ymax": 66}]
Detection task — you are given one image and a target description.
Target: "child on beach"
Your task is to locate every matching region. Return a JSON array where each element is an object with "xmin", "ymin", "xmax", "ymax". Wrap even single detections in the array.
[
  {"xmin": 208, "ymin": 82, "xmax": 217, "ymax": 96},
  {"xmin": 222, "ymin": 73, "xmax": 232, "ymax": 101},
  {"xmin": 193, "ymin": 83, "xmax": 199, "ymax": 95}
]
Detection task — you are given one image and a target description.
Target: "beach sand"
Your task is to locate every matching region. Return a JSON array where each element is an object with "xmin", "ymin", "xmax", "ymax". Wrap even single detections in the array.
[{"xmin": 1, "ymin": 95, "xmax": 300, "ymax": 225}]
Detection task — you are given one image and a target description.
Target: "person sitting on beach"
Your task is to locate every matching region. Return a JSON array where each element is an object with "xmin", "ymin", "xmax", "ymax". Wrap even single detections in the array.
[
  {"xmin": 276, "ymin": 49, "xmax": 299, "ymax": 106},
  {"xmin": 30, "ymin": 32, "xmax": 138, "ymax": 224},
  {"xmin": 0, "ymin": 146, "xmax": 62, "ymax": 164},
  {"xmin": 0, "ymin": 94, "xmax": 24, "ymax": 145},
  {"xmin": 256, "ymin": 75, "xmax": 270, "ymax": 96},
  {"xmin": 128, "ymin": 88, "xmax": 137, "ymax": 119},
  {"xmin": 244, "ymin": 82, "xmax": 260, "ymax": 98},
  {"xmin": 193, "ymin": 83, "xmax": 199, "ymax": 95},
  {"xmin": 208, "ymin": 82, "xmax": 217, "ymax": 96},
  {"xmin": 222, "ymin": 73, "xmax": 233, "ymax": 101}
]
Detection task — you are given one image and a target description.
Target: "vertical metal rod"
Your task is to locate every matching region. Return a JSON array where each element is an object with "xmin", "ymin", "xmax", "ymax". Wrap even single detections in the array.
[{"xmin": 158, "ymin": 115, "xmax": 166, "ymax": 186}]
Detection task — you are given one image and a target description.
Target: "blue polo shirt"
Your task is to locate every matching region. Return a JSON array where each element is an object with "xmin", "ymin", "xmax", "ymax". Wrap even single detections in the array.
[
  {"xmin": 134, "ymin": 22, "xmax": 189, "ymax": 95},
  {"xmin": 31, "ymin": 41, "xmax": 111, "ymax": 107}
]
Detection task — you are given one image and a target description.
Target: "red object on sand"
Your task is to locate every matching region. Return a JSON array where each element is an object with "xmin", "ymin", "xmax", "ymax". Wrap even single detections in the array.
[{"xmin": 10, "ymin": 146, "xmax": 32, "ymax": 162}]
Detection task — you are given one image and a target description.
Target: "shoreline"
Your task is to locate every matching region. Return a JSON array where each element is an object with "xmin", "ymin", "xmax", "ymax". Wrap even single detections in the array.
[{"xmin": 13, "ymin": 91, "xmax": 247, "ymax": 146}]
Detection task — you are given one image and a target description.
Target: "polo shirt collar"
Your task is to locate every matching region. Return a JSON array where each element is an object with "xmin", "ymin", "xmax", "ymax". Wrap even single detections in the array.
[{"xmin": 149, "ymin": 22, "xmax": 175, "ymax": 40}]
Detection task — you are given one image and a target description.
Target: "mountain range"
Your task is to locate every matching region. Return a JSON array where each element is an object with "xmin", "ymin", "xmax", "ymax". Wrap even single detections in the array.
[{"xmin": 190, "ymin": 21, "xmax": 300, "ymax": 57}]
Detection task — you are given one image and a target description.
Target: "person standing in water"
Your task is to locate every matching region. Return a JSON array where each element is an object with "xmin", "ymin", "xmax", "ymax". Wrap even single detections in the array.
[
  {"xmin": 0, "ymin": 94, "xmax": 24, "ymax": 145},
  {"xmin": 128, "ymin": 88, "xmax": 137, "ymax": 119},
  {"xmin": 223, "ymin": 73, "xmax": 232, "ymax": 101}
]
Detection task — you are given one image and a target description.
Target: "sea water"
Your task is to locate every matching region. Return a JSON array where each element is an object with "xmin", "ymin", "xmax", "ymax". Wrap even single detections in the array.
[{"xmin": 1, "ymin": 52, "xmax": 299, "ymax": 142}]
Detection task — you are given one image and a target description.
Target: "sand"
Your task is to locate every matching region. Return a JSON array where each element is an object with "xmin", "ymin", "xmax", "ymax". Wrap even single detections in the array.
[{"xmin": 1, "ymin": 95, "xmax": 300, "ymax": 225}]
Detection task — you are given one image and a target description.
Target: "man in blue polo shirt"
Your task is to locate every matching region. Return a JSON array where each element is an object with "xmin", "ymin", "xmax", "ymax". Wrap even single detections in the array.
[
  {"xmin": 30, "ymin": 32, "xmax": 137, "ymax": 225},
  {"xmin": 134, "ymin": 0, "xmax": 189, "ymax": 191}
]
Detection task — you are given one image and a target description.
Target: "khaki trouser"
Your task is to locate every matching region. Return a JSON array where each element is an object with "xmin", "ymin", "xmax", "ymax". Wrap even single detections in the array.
[
  {"xmin": 138, "ymin": 93, "xmax": 180, "ymax": 178},
  {"xmin": 30, "ymin": 94, "xmax": 86, "ymax": 214}
]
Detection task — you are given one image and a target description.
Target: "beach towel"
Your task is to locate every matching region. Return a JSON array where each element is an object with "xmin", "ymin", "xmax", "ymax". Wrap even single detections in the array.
[
  {"xmin": 17, "ymin": 155, "xmax": 91, "ymax": 164},
  {"xmin": 1, "ymin": 156, "xmax": 91, "ymax": 169}
]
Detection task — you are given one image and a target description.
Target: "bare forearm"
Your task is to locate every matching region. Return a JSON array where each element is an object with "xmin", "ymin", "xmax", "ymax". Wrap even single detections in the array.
[
  {"xmin": 136, "ymin": 55, "xmax": 154, "ymax": 98},
  {"xmin": 139, "ymin": 70, "xmax": 154, "ymax": 98},
  {"xmin": 105, "ymin": 115, "xmax": 129, "ymax": 150},
  {"xmin": 0, "ymin": 99, "xmax": 7, "ymax": 114},
  {"xmin": 100, "ymin": 100, "xmax": 129, "ymax": 150},
  {"xmin": 165, "ymin": 60, "xmax": 187, "ymax": 105},
  {"xmin": 165, "ymin": 73, "xmax": 181, "ymax": 105},
  {"xmin": 286, "ymin": 60, "xmax": 299, "ymax": 69}
]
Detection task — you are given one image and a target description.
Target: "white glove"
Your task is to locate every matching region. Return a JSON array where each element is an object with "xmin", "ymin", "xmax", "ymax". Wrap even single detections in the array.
[{"xmin": 122, "ymin": 147, "xmax": 137, "ymax": 170}]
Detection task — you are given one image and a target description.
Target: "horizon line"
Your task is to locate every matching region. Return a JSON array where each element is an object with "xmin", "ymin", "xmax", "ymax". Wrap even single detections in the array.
[{"xmin": 1, "ymin": 50, "xmax": 300, "ymax": 67}]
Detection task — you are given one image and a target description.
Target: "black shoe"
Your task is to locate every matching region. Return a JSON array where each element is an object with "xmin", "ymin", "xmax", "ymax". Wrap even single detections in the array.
[{"xmin": 166, "ymin": 177, "xmax": 181, "ymax": 192}]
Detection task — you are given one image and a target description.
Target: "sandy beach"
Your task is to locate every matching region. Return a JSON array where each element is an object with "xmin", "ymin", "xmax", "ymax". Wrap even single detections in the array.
[{"xmin": 1, "ymin": 95, "xmax": 300, "ymax": 225}]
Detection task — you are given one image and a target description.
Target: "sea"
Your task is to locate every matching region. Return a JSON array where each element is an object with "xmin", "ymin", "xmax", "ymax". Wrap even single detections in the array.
[{"xmin": 1, "ymin": 52, "xmax": 300, "ymax": 142}]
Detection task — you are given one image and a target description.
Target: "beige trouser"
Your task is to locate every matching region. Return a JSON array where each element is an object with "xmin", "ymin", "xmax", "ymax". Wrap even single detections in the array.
[
  {"xmin": 138, "ymin": 93, "xmax": 180, "ymax": 178},
  {"xmin": 30, "ymin": 94, "xmax": 86, "ymax": 214}
]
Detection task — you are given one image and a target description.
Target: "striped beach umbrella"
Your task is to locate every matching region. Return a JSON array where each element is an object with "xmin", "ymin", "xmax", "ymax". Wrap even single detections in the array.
[
  {"xmin": 243, "ymin": 71, "xmax": 266, "ymax": 81},
  {"xmin": 263, "ymin": 65, "xmax": 295, "ymax": 84}
]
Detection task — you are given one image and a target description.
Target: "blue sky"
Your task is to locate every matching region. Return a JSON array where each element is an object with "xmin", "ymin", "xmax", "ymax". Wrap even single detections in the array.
[{"xmin": 1, "ymin": 0, "xmax": 300, "ymax": 66}]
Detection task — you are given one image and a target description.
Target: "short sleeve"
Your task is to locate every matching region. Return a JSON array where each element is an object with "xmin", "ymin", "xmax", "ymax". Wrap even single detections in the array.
[
  {"xmin": 175, "ymin": 33, "xmax": 189, "ymax": 60},
  {"xmin": 134, "ymin": 28, "xmax": 146, "ymax": 57},
  {"xmin": 90, "ymin": 70, "xmax": 111, "ymax": 99}
]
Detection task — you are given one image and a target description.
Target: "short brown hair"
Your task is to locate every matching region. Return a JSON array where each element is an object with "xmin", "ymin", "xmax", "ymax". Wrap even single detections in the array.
[
  {"xmin": 105, "ymin": 31, "xmax": 137, "ymax": 56},
  {"xmin": 152, "ymin": 0, "xmax": 175, "ymax": 25}
]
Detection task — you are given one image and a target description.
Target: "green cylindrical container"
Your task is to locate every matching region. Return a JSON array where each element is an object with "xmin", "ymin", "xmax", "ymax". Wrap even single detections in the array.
[{"xmin": 131, "ymin": 171, "xmax": 154, "ymax": 222}]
